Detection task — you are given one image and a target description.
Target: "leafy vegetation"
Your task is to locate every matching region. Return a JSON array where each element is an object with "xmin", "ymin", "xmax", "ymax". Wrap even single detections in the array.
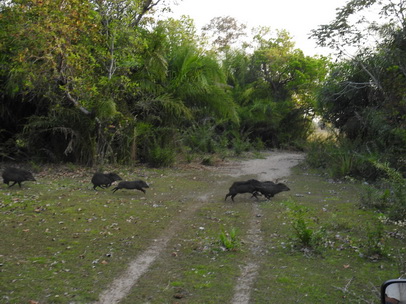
[
  {"xmin": 218, "ymin": 227, "xmax": 240, "ymax": 251},
  {"xmin": 310, "ymin": 0, "xmax": 406, "ymax": 176},
  {"xmin": 0, "ymin": 0, "xmax": 327, "ymax": 166},
  {"xmin": 303, "ymin": 0, "xmax": 406, "ymax": 223},
  {"xmin": 286, "ymin": 200, "xmax": 326, "ymax": 252}
]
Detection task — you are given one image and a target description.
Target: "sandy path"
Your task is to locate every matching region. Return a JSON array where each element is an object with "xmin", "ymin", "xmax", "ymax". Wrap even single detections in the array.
[
  {"xmin": 95, "ymin": 151, "xmax": 305, "ymax": 304},
  {"xmin": 228, "ymin": 151, "xmax": 305, "ymax": 181}
]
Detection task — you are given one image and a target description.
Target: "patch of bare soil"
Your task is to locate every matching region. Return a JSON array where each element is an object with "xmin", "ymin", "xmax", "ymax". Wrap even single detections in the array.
[
  {"xmin": 226, "ymin": 151, "xmax": 305, "ymax": 181},
  {"xmin": 95, "ymin": 151, "xmax": 305, "ymax": 304}
]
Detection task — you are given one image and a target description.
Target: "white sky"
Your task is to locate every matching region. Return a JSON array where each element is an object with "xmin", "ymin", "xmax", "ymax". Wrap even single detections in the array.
[{"xmin": 166, "ymin": 0, "xmax": 349, "ymax": 56}]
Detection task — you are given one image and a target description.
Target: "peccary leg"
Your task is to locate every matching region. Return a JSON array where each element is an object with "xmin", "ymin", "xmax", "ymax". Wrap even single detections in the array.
[
  {"xmin": 225, "ymin": 192, "xmax": 236, "ymax": 201},
  {"xmin": 8, "ymin": 181, "xmax": 17, "ymax": 188},
  {"xmin": 250, "ymin": 192, "xmax": 261, "ymax": 199}
]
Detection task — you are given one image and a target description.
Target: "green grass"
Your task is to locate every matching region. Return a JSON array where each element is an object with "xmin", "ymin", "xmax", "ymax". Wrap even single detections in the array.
[
  {"xmin": 252, "ymin": 166, "xmax": 403, "ymax": 303},
  {"xmin": 1, "ymin": 160, "xmax": 405, "ymax": 303}
]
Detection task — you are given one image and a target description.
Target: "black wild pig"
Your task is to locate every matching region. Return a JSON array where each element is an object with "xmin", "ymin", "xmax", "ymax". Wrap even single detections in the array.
[
  {"xmin": 251, "ymin": 181, "xmax": 275, "ymax": 198},
  {"xmin": 112, "ymin": 180, "xmax": 149, "ymax": 194},
  {"xmin": 2, "ymin": 167, "xmax": 36, "ymax": 188},
  {"xmin": 225, "ymin": 179, "xmax": 263, "ymax": 202},
  {"xmin": 91, "ymin": 172, "xmax": 122, "ymax": 190},
  {"xmin": 256, "ymin": 182, "xmax": 290, "ymax": 199}
]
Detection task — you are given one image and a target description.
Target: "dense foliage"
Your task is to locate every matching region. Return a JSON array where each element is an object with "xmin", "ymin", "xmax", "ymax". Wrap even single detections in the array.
[
  {"xmin": 310, "ymin": 0, "xmax": 406, "ymax": 178},
  {"xmin": 309, "ymin": 0, "xmax": 406, "ymax": 220},
  {"xmin": 0, "ymin": 0, "xmax": 327, "ymax": 166}
]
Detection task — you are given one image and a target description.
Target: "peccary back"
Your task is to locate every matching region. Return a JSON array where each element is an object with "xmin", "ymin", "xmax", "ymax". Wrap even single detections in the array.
[
  {"xmin": 225, "ymin": 179, "xmax": 262, "ymax": 202},
  {"xmin": 112, "ymin": 180, "xmax": 149, "ymax": 193},
  {"xmin": 2, "ymin": 167, "xmax": 36, "ymax": 188},
  {"xmin": 91, "ymin": 172, "xmax": 122, "ymax": 190},
  {"xmin": 256, "ymin": 182, "xmax": 290, "ymax": 199}
]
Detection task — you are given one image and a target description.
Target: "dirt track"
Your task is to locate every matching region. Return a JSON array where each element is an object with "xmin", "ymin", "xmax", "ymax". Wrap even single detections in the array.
[{"xmin": 96, "ymin": 151, "xmax": 305, "ymax": 304}]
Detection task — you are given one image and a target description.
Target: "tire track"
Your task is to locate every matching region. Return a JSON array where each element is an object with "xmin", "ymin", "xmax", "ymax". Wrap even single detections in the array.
[
  {"xmin": 231, "ymin": 203, "xmax": 263, "ymax": 304},
  {"xmin": 95, "ymin": 199, "xmax": 207, "ymax": 304},
  {"xmin": 228, "ymin": 152, "xmax": 305, "ymax": 304}
]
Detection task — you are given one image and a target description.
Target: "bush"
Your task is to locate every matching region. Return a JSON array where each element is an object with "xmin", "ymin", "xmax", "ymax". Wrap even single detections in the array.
[
  {"xmin": 304, "ymin": 136, "xmax": 332, "ymax": 169},
  {"xmin": 218, "ymin": 228, "xmax": 240, "ymax": 251},
  {"xmin": 305, "ymin": 136, "xmax": 396, "ymax": 180},
  {"xmin": 360, "ymin": 162, "xmax": 406, "ymax": 221},
  {"xmin": 286, "ymin": 201, "xmax": 325, "ymax": 252},
  {"xmin": 147, "ymin": 145, "xmax": 176, "ymax": 168},
  {"xmin": 182, "ymin": 123, "xmax": 217, "ymax": 154},
  {"xmin": 231, "ymin": 136, "xmax": 251, "ymax": 156},
  {"xmin": 360, "ymin": 221, "xmax": 387, "ymax": 259}
]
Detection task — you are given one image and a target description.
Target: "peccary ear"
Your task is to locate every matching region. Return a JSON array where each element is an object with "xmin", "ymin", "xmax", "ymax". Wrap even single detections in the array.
[{"xmin": 275, "ymin": 179, "xmax": 279, "ymax": 184}]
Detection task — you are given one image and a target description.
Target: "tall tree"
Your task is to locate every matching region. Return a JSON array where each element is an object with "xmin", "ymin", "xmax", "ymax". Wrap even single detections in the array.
[
  {"xmin": 224, "ymin": 28, "xmax": 328, "ymax": 147},
  {"xmin": 202, "ymin": 16, "xmax": 247, "ymax": 52},
  {"xmin": 311, "ymin": 0, "xmax": 406, "ymax": 58},
  {"xmin": 0, "ymin": 0, "xmax": 165, "ymax": 164},
  {"xmin": 313, "ymin": 0, "xmax": 406, "ymax": 172},
  {"xmin": 0, "ymin": 0, "xmax": 103, "ymax": 162}
]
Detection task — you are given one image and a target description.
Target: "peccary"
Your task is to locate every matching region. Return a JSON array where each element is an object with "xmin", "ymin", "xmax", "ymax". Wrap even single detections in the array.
[
  {"xmin": 255, "ymin": 182, "xmax": 290, "ymax": 199},
  {"xmin": 91, "ymin": 172, "xmax": 122, "ymax": 190},
  {"xmin": 251, "ymin": 181, "xmax": 275, "ymax": 198},
  {"xmin": 112, "ymin": 180, "xmax": 149, "ymax": 194},
  {"xmin": 2, "ymin": 167, "xmax": 36, "ymax": 188},
  {"xmin": 225, "ymin": 179, "xmax": 263, "ymax": 202}
]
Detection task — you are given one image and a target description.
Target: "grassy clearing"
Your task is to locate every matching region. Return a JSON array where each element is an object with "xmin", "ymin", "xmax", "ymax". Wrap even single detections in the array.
[
  {"xmin": 1, "ymin": 159, "xmax": 405, "ymax": 303},
  {"xmin": 253, "ymin": 167, "xmax": 404, "ymax": 303},
  {"xmin": 0, "ymin": 165, "xmax": 208, "ymax": 303}
]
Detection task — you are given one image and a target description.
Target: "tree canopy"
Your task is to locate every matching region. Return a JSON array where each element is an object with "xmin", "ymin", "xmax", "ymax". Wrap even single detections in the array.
[
  {"xmin": 0, "ymin": 0, "xmax": 328, "ymax": 166},
  {"xmin": 312, "ymin": 0, "xmax": 406, "ymax": 177}
]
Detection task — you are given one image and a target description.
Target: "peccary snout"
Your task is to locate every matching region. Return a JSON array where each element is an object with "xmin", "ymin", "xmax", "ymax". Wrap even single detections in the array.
[
  {"xmin": 91, "ymin": 172, "xmax": 122, "ymax": 190},
  {"xmin": 255, "ymin": 182, "xmax": 290, "ymax": 199},
  {"xmin": 112, "ymin": 180, "xmax": 149, "ymax": 194},
  {"xmin": 2, "ymin": 167, "xmax": 36, "ymax": 188}
]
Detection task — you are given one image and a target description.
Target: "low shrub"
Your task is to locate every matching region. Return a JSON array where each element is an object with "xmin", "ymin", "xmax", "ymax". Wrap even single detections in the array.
[
  {"xmin": 360, "ymin": 162, "xmax": 406, "ymax": 221},
  {"xmin": 360, "ymin": 221, "xmax": 388, "ymax": 259},
  {"xmin": 147, "ymin": 145, "xmax": 176, "ymax": 167},
  {"xmin": 218, "ymin": 228, "xmax": 240, "ymax": 251},
  {"xmin": 286, "ymin": 202, "xmax": 325, "ymax": 252}
]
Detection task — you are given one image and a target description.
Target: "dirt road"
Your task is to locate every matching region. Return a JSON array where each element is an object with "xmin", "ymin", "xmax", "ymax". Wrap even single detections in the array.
[{"xmin": 96, "ymin": 151, "xmax": 305, "ymax": 304}]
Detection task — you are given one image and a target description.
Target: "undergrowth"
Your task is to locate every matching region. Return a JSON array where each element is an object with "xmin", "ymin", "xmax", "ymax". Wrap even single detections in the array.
[{"xmin": 218, "ymin": 228, "xmax": 240, "ymax": 251}]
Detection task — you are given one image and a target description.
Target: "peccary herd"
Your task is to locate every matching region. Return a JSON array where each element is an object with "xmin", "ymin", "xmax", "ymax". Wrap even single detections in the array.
[
  {"xmin": 1, "ymin": 167, "xmax": 149, "ymax": 194},
  {"xmin": 2, "ymin": 167, "xmax": 290, "ymax": 201}
]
